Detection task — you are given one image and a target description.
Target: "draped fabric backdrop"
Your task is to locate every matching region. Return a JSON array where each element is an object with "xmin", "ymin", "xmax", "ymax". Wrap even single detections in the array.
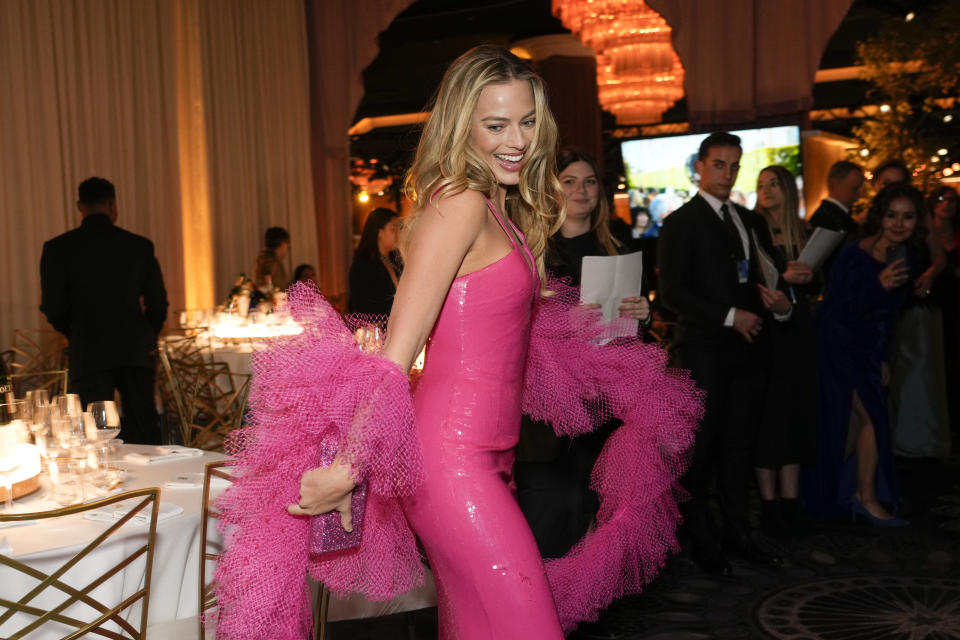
[
  {"xmin": 0, "ymin": 0, "xmax": 316, "ymax": 343},
  {"xmin": 646, "ymin": 0, "xmax": 853, "ymax": 126},
  {"xmin": 304, "ymin": 0, "xmax": 414, "ymax": 299},
  {"xmin": 0, "ymin": 0, "xmax": 184, "ymax": 344}
]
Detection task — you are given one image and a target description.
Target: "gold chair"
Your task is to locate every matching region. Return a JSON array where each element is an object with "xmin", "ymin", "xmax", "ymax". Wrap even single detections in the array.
[
  {"xmin": 9, "ymin": 329, "xmax": 68, "ymax": 374},
  {"xmin": 4, "ymin": 369, "xmax": 69, "ymax": 399},
  {"xmin": 198, "ymin": 461, "xmax": 331, "ymax": 640},
  {"xmin": 167, "ymin": 359, "xmax": 250, "ymax": 451},
  {"xmin": 0, "ymin": 487, "xmax": 160, "ymax": 640},
  {"xmin": 157, "ymin": 336, "xmax": 214, "ymax": 445}
]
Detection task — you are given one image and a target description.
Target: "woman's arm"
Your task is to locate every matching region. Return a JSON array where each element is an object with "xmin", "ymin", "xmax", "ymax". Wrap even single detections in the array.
[
  {"xmin": 381, "ymin": 189, "xmax": 493, "ymax": 371},
  {"xmin": 288, "ymin": 189, "xmax": 490, "ymax": 518}
]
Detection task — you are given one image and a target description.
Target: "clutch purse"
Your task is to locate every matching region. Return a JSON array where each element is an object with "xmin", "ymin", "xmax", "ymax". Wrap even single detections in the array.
[{"xmin": 308, "ymin": 436, "xmax": 367, "ymax": 555}]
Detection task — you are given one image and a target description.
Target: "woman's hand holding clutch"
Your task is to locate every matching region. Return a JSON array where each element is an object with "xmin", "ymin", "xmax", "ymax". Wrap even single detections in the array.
[{"xmin": 287, "ymin": 457, "xmax": 356, "ymax": 532}]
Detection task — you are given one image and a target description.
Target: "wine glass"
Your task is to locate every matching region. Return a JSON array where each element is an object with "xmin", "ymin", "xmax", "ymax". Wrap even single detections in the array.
[{"xmin": 85, "ymin": 401, "xmax": 121, "ymax": 442}]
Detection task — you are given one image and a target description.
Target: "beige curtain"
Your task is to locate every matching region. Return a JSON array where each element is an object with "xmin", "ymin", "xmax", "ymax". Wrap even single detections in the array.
[
  {"xmin": 196, "ymin": 0, "xmax": 317, "ymax": 300},
  {"xmin": 305, "ymin": 0, "xmax": 414, "ymax": 299},
  {"xmin": 0, "ymin": 0, "xmax": 185, "ymax": 342},
  {"xmin": 647, "ymin": 0, "xmax": 854, "ymax": 125},
  {"xmin": 0, "ymin": 0, "xmax": 315, "ymax": 344}
]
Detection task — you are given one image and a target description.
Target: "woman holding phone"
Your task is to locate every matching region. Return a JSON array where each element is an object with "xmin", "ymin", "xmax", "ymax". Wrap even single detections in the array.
[{"xmin": 805, "ymin": 183, "xmax": 925, "ymax": 526}]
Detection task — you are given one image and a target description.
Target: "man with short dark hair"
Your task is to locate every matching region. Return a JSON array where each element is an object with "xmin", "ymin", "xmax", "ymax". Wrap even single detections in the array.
[
  {"xmin": 40, "ymin": 177, "xmax": 168, "ymax": 444},
  {"xmin": 873, "ymin": 158, "xmax": 911, "ymax": 191},
  {"xmin": 658, "ymin": 132, "xmax": 791, "ymax": 575},
  {"xmin": 809, "ymin": 160, "xmax": 864, "ymax": 235}
]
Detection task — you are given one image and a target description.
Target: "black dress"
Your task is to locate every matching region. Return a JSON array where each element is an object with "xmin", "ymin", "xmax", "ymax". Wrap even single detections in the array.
[
  {"xmin": 515, "ymin": 230, "xmax": 635, "ymax": 558},
  {"xmin": 347, "ymin": 251, "xmax": 400, "ymax": 316},
  {"xmin": 754, "ymin": 240, "xmax": 818, "ymax": 468}
]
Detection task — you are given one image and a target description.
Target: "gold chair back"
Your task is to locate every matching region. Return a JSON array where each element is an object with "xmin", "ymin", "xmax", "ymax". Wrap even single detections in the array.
[
  {"xmin": 0, "ymin": 487, "xmax": 160, "ymax": 640},
  {"xmin": 198, "ymin": 461, "xmax": 330, "ymax": 640},
  {"xmin": 169, "ymin": 360, "xmax": 250, "ymax": 451},
  {"xmin": 10, "ymin": 329, "xmax": 68, "ymax": 374},
  {"xmin": 3, "ymin": 369, "xmax": 69, "ymax": 400}
]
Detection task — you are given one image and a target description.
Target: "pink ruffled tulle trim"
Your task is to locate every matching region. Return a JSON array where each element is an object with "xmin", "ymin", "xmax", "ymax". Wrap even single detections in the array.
[
  {"xmin": 214, "ymin": 279, "xmax": 701, "ymax": 638},
  {"xmin": 525, "ymin": 279, "xmax": 703, "ymax": 632},
  {"xmin": 213, "ymin": 283, "xmax": 424, "ymax": 640}
]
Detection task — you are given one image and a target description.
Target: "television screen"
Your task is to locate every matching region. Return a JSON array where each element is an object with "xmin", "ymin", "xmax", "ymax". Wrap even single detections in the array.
[{"xmin": 620, "ymin": 125, "xmax": 803, "ymax": 234}]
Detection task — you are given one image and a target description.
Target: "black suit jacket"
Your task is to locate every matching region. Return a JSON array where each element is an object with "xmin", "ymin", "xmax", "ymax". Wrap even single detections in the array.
[
  {"xmin": 809, "ymin": 198, "xmax": 857, "ymax": 235},
  {"xmin": 657, "ymin": 194, "xmax": 781, "ymax": 353},
  {"xmin": 40, "ymin": 214, "xmax": 168, "ymax": 377}
]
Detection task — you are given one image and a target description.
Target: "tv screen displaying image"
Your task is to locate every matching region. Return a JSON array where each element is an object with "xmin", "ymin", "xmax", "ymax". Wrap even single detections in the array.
[{"xmin": 620, "ymin": 125, "xmax": 803, "ymax": 233}]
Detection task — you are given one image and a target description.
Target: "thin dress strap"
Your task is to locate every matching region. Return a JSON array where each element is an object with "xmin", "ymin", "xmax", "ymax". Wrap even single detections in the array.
[
  {"xmin": 483, "ymin": 196, "xmax": 538, "ymax": 282},
  {"xmin": 483, "ymin": 196, "xmax": 517, "ymax": 247}
]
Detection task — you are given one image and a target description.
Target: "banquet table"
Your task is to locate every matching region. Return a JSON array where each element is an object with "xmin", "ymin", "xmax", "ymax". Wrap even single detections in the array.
[{"xmin": 0, "ymin": 444, "xmax": 226, "ymax": 639}]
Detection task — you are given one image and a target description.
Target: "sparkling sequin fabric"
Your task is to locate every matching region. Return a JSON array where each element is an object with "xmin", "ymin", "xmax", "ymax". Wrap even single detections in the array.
[{"xmin": 400, "ymin": 211, "xmax": 562, "ymax": 639}]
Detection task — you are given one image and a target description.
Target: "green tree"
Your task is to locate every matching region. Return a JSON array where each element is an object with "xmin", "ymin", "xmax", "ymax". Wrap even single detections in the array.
[{"xmin": 852, "ymin": 2, "xmax": 960, "ymax": 190}]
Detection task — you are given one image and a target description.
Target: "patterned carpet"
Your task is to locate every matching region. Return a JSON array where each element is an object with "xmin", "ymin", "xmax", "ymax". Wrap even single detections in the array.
[{"xmin": 326, "ymin": 453, "xmax": 960, "ymax": 640}]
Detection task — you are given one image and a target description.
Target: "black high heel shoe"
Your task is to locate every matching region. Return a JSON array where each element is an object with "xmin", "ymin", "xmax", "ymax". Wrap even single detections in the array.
[{"xmin": 851, "ymin": 497, "xmax": 908, "ymax": 528}]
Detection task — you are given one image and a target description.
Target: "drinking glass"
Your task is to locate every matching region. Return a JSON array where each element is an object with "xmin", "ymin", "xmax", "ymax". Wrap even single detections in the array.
[
  {"xmin": 48, "ymin": 445, "xmax": 86, "ymax": 506},
  {"xmin": 84, "ymin": 401, "xmax": 121, "ymax": 442}
]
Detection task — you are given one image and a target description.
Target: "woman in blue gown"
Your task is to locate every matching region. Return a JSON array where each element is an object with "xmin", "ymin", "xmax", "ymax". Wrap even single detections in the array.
[{"xmin": 805, "ymin": 183, "xmax": 926, "ymax": 525}]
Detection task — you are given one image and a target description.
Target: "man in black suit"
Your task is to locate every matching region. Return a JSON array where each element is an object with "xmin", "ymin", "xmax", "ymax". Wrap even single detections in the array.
[
  {"xmin": 658, "ymin": 132, "xmax": 792, "ymax": 574},
  {"xmin": 809, "ymin": 160, "xmax": 864, "ymax": 236},
  {"xmin": 40, "ymin": 177, "xmax": 168, "ymax": 444}
]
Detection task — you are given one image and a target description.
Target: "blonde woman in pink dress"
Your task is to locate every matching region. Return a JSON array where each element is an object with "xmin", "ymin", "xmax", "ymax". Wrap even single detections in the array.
[{"xmin": 215, "ymin": 46, "xmax": 702, "ymax": 640}]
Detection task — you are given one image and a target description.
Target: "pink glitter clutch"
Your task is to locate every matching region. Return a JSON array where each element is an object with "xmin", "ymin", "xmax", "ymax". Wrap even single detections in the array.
[{"xmin": 308, "ymin": 436, "xmax": 367, "ymax": 555}]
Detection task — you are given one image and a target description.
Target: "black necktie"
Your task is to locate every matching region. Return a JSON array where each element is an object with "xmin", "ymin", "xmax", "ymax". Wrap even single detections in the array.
[{"xmin": 720, "ymin": 204, "xmax": 745, "ymax": 260}]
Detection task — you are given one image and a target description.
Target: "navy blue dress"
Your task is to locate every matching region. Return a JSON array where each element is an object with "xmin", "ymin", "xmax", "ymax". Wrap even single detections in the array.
[{"xmin": 804, "ymin": 242, "xmax": 911, "ymax": 519}]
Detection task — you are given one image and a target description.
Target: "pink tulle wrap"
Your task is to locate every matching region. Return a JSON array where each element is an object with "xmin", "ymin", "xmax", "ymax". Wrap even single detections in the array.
[
  {"xmin": 213, "ymin": 284, "xmax": 424, "ymax": 640},
  {"xmin": 214, "ymin": 280, "xmax": 702, "ymax": 638},
  {"xmin": 525, "ymin": 281, "xmax": 703, "ymax": 631}
]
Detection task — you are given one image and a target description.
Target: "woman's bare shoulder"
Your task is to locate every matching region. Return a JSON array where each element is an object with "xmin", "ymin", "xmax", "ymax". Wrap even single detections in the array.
[{"xmin": 422, "ymin": 187, "xmax": 489, "ymax": 224}]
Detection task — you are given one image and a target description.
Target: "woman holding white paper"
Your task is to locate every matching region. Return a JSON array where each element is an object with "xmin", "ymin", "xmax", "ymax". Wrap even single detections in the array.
[
  {"xmin": 751, "ymin": 165, "xmax": 818, "ymax": 537},
  {"xmin": 548, "ymin": 148, "xmax": 650, "ymax": 323}
]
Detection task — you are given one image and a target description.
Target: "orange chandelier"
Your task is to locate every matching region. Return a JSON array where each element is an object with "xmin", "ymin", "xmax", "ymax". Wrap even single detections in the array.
[{"xmin": 552, "ymin": 0, "xmax": 685, "ymax": 125}]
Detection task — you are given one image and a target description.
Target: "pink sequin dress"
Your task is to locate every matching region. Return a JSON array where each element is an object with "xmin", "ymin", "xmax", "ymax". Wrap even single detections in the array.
[
  {"xmin": 401, "ymin": 200, "xmax": 564, "ymax": 639},
  {"xmin": 214, "ymin": 194, "xmax": 704, "ymax": 640}
]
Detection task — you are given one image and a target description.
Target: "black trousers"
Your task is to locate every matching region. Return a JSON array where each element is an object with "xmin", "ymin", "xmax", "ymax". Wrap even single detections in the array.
[
  {"xmin": 674, "ymin": 342, "xmax": 768, "ymax": 544},
  {"xmin": 73, "ymin": 366, "xmax": 160, "ymax": 445}
]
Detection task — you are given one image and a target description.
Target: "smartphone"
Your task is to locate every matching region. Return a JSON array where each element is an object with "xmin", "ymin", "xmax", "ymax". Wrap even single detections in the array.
[{"xmin": 885, "ymin": 244, "xmax": 907, "ymax": 265}]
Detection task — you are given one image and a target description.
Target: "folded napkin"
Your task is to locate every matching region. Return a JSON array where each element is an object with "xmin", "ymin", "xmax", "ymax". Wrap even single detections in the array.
[
  {"xmin": 164, "ymin": 472, "xmax": 232, "ymax": 489},
  {"xmin": 0, "ymin": 536, "xmax": 11, "ymax": 554},
  {"xmin": 123, "ymin": 445, "xmax": 204, "ymax": 465},
  {"xmin": 83, "ymin": 500, "xmax": 183, "ymax": 525}
]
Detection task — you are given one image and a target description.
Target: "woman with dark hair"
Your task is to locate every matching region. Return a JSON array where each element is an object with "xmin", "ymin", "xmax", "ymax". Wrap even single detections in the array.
[
  {"xmin": 887, "ymin": 183, "xmax": 955, "ymax": 457},
  {"xmin": 751, "ymin": 165, "xmax": 817, "ymax": 536},
  {"xmin": 254, "ymin": 226, "xmax": 290, "ymax": 291},
  {"xmin": 293, "ymin": 264, "xmax": 318, "ymax": 285},
  {"xmin": 347, "ymin": 207, "xmax": 402, "ymax": 316},
  {"xmin": 805, "ymin": 183, "xmax": 926, "ymax": 526}
]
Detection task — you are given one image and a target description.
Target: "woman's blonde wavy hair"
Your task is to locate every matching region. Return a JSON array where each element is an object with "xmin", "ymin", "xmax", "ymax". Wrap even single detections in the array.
[{"xmin": 403, "ymin": 45, "xmax": 565, "ymax": 289}]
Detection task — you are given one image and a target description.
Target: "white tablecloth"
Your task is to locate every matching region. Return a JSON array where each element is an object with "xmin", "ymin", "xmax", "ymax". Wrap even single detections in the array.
[{"xmin": 0, "ymin": 444, "xmax": 226, "ymax": 638}]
